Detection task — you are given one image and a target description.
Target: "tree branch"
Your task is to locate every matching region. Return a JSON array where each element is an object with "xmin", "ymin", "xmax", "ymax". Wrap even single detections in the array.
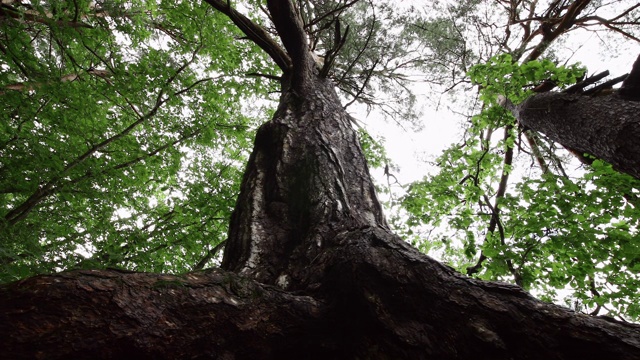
[
  {"xmin": 203, "ymin": 0, "xmax": 291, "ymax": 71},
  {"xmin": 524, "ymin": 0, "xmax": 591, "ymax": 62},
  {"xmin": 266, "ymin": 0, "xmax": 310, "ymax": 69}
]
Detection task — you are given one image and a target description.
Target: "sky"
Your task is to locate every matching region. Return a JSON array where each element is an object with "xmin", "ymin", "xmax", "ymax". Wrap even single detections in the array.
[{"xmin": 365, "ymin": 33, "xmax": 640, "ymax": 190}]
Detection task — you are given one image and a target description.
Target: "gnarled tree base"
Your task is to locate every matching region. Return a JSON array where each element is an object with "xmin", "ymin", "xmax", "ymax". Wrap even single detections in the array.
[{"xmin": 3, "ymin": 226, "xmax": 639, "ymax": 359}]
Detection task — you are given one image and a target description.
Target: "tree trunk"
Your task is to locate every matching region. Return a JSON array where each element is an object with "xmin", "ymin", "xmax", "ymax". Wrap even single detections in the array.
[
  {"xmin": 3, "ymin": 1, "xmax": 640, "ymax": 358},
  {"xmin": 515, "ymin": 92, "xmax": 640, "ymax": 179}
]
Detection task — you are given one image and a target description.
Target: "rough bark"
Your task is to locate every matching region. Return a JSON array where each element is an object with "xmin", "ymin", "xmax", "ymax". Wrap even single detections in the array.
[
  {"xmin": 0, "ymin": 269, "xmax": 326, "ymax": 359},
  {"xmin": 2, "ymin": 0, "xmax": 640, "ymax": 358},
  {"xmin": 514, "ymin": 92, "xmax": 640, "ymax": 179},
  {"xmin": 3, "ymin": 229, "xmax": 640, "ymax": 359}
]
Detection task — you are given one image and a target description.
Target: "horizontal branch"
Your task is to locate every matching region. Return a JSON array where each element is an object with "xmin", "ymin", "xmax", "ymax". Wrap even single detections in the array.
[
  {"xmin": 3, "ymin": 227, "xmax": 639, "ymax": 358},
  {"xmin": 0, "ymin": 268, "xmax": 325, "ymax": 358}
]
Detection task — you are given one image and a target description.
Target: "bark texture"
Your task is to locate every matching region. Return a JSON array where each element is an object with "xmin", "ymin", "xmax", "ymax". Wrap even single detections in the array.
[
  {"xmin": 221, "ymin": 73, "xmax": 387, "ymax": 287},
  {"xmin": 1, "ymin": 269, "xmax": 326, "ymax": 359},
  {"xmin": 515, "ymin": 92, "xmax": 640, "ymax": 179},
  {"xmin": 3, "ymin": 229, "xmax": 640, "ymax": 359},
  {"xmin": 2, "ymin": 0, "xmax": 640, "ymax": 358}
]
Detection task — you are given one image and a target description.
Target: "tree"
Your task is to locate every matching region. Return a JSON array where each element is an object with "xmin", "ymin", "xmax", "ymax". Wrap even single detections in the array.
[
  {"xmin": 0, "ymin": 0, "xmax": 417, "ymax": 281},
  {"xmin": 2, "ymin": 0, "xmax": 640, "ymax": 358},
  {"xmin": 505, "ymin": 54, "xmax": 640, "ymax": 180},
  {"xmin": 399, "ymin": 0, "xmax": 640, "ymax": 319}
]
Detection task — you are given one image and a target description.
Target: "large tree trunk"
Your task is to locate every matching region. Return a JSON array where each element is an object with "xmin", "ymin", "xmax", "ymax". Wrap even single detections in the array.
[
  {"xmin": 515, "ymin": 92, "xmax": 640, "ymax": 179},
  {"xmin": 2, "ymin": 1, "xmax": 640, "ymax": 358}
]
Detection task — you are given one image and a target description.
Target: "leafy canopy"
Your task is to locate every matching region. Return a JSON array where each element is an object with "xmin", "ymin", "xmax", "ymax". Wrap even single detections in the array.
[
  {"xmin": 399, "ymin": 50, "xmax": 640, "ymax": 320},
  {"xmin": 0, "ymin": 0, "xmax": 276, "ymax": 279}
]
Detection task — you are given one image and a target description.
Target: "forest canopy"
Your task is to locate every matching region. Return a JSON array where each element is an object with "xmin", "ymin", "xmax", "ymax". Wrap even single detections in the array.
[{"xmin": 1, "ymin": 0, "xmax": 640, "ymax": 321}]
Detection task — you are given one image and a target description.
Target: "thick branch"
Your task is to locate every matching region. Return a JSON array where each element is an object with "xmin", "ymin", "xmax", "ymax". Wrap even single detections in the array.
[
  {"xmin": 0, "ymin": 268, "xmax": 325, "ymax": 359},
  {"xmin": 266, "ymin": 0, "xmax": 310, "ymax": 68},
  {"xmin": 3, "ymin": 229, "xmax": 640, "ymax": 359},
  {"xmin": 266, "ymin": 0, "xmax": 317, "ymax": 90},
  {"xmin": 514, "ymin": 92, "xmax": 640, "ymax": 179},
  {"xmin": 203, "ymin": 0, "xmax": 291, "ymax": 71},
  {"xmin": 524, "ymin": 0, "xmax": 591, "ymax": 62}
]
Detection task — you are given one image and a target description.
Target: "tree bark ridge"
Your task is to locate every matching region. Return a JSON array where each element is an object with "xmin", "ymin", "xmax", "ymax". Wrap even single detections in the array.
[
  {"xmin": 3, "ymin": 229, "xmax": 640, "ymax": 359},
  {"xmin": 515, "ymin": 92, "xmax": 640, "ymax": 179},
  {"xmin": 0, "ymin": 268, "xmax": 329, "ymax": 359},
  {"xmin": 222, "ymin": 74, "xmax": 387, "ymax": 287}
]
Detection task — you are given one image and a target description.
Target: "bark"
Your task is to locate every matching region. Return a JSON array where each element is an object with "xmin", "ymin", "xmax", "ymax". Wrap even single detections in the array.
[
  {"xmin": 514, "ymin": 92, "xmax": 640, "ymax": 179},
  {"xmin": 2, "ymin": 1, "xmax": 640, "ymax": 358},
  {"xmin": 4, "ymin": 230, "xmax": 640, "ymax": 359}
]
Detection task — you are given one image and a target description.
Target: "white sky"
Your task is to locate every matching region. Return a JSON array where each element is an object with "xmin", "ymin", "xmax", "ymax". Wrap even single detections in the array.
[{"xmin": 367, "ymin": 35, "xmax": 640, "ymax": 188}]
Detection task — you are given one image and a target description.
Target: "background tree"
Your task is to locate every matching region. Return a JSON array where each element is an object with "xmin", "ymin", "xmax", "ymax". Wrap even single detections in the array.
[
  {"xmin": 504, "ymin": 54, "xmax": 640, "ymax": 180},
  {"xmin": 0, "ymin": 0, "xmax": 273, "ymax": 278},
  {"xmin": 399, "ymin": 0, "xmax": 640, "ymax": 320}
]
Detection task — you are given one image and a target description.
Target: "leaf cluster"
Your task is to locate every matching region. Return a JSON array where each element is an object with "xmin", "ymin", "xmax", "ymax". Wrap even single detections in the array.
[
  {"xmin": 0, "ymin": 0, "xmax": 275, "ymax": 281},
  {"xmin": 468, "ymin": 53, "xmax": 586, "ymax": 106}
]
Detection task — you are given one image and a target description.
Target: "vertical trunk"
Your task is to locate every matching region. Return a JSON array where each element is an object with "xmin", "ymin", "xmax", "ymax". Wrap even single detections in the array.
[
  {"xmin": 222, "ymin": 72, "xmax": 388, "ymax": 287},
  {"xmin": 221, "ymin": 0, "xmax": 389, "ymax": 287}
]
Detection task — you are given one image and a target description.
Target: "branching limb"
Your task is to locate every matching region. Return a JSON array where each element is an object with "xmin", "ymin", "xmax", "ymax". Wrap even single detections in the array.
[
  {"xmin": 467, "ymin": 126, "xmax": 516, "ymax": 282},
  {"xmin": 193, "ymin": 240, "xmax": 228, "ymax": 271},
  {"xmin": 203, "ymin": 0, "xmax": 291, "ymax": 71},
  {"xmin": 321, "ymin": 18, "xmax": 350, "ymax": 78}
]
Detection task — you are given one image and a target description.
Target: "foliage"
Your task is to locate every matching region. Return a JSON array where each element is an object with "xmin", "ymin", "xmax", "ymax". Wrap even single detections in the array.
[
  {"xmin": 399, "ymin": 45, "xmax": 640, "ymax": 319},
  {"xmin": 468, "ymin": 54, "xmax": 586, "ymax": 105},
  {"xmin": 0, "ymin": 0, "xmax": 275, "ymax": 281},
  {"xmin": 1, "ymin": 0, "xmax": 639, "ymax": 322}
]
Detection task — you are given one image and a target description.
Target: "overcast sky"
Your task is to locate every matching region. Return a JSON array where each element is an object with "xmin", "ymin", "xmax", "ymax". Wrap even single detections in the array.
[{"xmin": 366, "ymin": 34, "xmax": 640, "ymax": 189}]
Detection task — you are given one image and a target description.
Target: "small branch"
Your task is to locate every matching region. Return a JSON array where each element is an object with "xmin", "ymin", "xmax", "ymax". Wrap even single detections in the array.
[
  {"xmin": 343, "ymin": 58, "xmax": 378, "ymax": 109},
  {"xmin": 588, "ymin": 275, "xmax": 602, "ymax": 316},
  {"xmin": 467, "ymin": 126, "xmax": 515, "ymax": 280},
  {"xmin": 564, "ymin": 70, "xmax": 609, "ymax": 93},
  {"xmin": 321, "ymin": 18, "xmax": 350, "ymax": 78},
  {"xmin": 193, "ymin": 240, "xmax": 228, "ymax": 271},
  {"xmin": 582, "ymin": 74, "xmax": 627, "ymax": 95},
  {"xmin": 304, "ymin": 0, "xmax": 361, "ymax": 29},
  {"xmin": 524, "ymin": 131, "xmax": 550, "ymax": 173},
  {"xmin": 247, "ymin": 72, "xmax": 281, "ymax": 82}
]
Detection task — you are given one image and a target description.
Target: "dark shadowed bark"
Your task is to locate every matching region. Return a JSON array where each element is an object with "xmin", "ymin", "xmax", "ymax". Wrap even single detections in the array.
[
  {"xmin": 512, "ymin": 55, "xmax": 640, "ymax": 180},
  {"xmin": 514, "ymin": 92, "xmax": 640, "ymax": 179},
  {"xmin": 2, "ymin": 1, "xmax": 640, "ymax": 358}
]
